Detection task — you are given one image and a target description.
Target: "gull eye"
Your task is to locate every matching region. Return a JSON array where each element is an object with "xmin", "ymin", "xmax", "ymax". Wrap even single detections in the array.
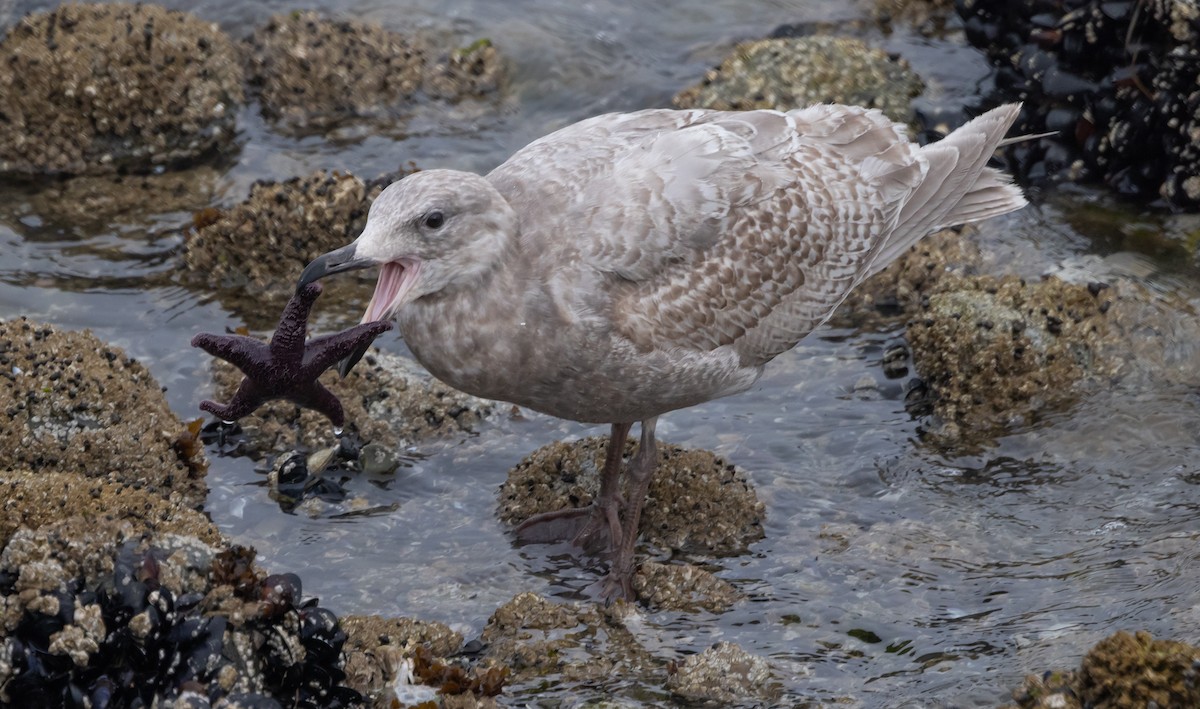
[{"xmin": 423, "ymin": 210, "xmax": 445, "ymax": 229}]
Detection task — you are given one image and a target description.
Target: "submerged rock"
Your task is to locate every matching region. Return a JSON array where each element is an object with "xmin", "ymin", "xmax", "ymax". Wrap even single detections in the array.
[
  {"xmin": 0, "ymin": 317, "xmax": 207, "ymax": 507},
  {"xmin": 181, "ymin": 169, "xmax": 407, "ymax": 308},
  {"xmin": 9, "ymin": 167, "xmax": 222, "ymax": 229},
  {"xmin": 1005, "ymin": 630, "xmax": 1200, "ymax": 709},
  {"xmin": 673, "ymin": 35, "xmax": 923, "ymax": 123},
  {"xmin": 497, "ymin": 436, "xmax": 765, "ymax": 556},
  {"xmin": 665, "ymin": 641, "xmax": 780, "ymax": 704},
  {"xmin": 243, "ymin": 11, "xmax": 504, "ymax": 134},
  {"xmin": 480, "ymin": 592, "xmax": 652, "ymax": 686},
  {"xmin": 0, "ymin": 3, "xmax": 243, "ymax": 176},
  {"xmin": 869, "ymin": 0, "xmax": 956, "ymax": 33}
]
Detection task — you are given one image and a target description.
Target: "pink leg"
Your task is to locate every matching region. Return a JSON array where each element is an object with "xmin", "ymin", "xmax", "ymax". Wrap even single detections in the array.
[
  {"xmin": 599, "ymin": 418, "xmax": 657, "ymax": 603},
  {"xmin": 514, "ymin": 422, "xmax": 632, "ymax": 554}
]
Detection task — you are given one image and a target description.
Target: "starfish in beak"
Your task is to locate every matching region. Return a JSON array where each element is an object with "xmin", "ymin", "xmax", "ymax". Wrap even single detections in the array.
[{"xmin": 191, "ymin": 282, "xmax": 392, "ymax": 427}]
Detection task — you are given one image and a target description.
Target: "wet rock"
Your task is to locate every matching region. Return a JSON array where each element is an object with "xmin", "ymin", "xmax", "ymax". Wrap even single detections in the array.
[
  {"xmin": 903, "ymin": 274, "xmax": 1114, "ymax": 444},
  {"xmin": 958, "ymin": 0, "xmax": 1200, "ymax": 208},
  {"xmin": 1004, "ymin": 630, "xmax": 1200, "ymax": 709},
  {"xmin": 205, "ymin": 348, "xmax": 495, "ymax": 459},
  {"xmin": 665, "ymin": 641, "xmax": 780, "ymax": 704},
  {"xmin": 0, "ymin": 469, "xmax": 222, "ymax": 551},
  {"xmin": 8, "ymin": 167, "xmax": 222, "ymax": 229},
  {"xmin": 480, "ymin": 592, "xmax": 653, "ymax": 684},
  {"xmin": 1079, "ymin": 630, "xmax": 1200, "ymax": 707},
  {"xmin": 632, "ymin": 561, "xmax": 739, "ymax": 613},
  {"xmin": 243, "ymin": 12, "xmax": 504, "ymax": 134},
  {"xmin": 0, "ymin": 3, "xmax": 243, "ymax": 176},
  {"xmin": 181, "ymin": 169, "xmax": 407, "ymax": 309},
  {"xmin": 497, "ymin": 436, "xmax": 765, "ymax": 556},
  {"xmin": 0, "ymin": 317, "xmax": 207, "ymax": 506},
  {"xmin": 673, "ymin": 36, "xmax": 923, "ymax": 124},
  {"xmin": 0, "ymin": 521, "xmax": 361, "ymax": 707}
]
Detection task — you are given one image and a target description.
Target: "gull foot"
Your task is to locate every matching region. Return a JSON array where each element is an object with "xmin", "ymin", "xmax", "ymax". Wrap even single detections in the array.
[
  {"xmin": 595, "ymin": 567, "xmax": 637, "ymax": 604},
  {"xmin": 514, "ymin": 499, "xmax": 622, "ymax": 556}
]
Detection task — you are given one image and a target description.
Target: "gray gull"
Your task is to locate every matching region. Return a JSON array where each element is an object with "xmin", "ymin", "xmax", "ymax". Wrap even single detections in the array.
[{"xmin": 297, "ymin": 103, "xmax": 1028, "ymax": 600}]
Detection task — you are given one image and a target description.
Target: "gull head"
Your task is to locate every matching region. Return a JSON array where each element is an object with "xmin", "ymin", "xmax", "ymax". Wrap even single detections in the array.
[{"xmin": 297, "ymin": 169, "xmax": 518, "ymax": 324}]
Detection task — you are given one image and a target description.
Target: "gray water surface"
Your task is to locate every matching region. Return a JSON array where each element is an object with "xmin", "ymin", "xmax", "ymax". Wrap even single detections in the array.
[{"xmin": 2, "ymin": 0, "xmax": 1199, "ymax": 705}]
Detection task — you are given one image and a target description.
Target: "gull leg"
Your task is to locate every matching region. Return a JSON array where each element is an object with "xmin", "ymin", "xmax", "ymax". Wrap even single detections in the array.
[
  {"xmin": 599, "ymin": 417, "xmax": 658, "ymax": 603},
  {"xmin": 515, "ymin": 422, "xmax": 631, "ymax": 554}
]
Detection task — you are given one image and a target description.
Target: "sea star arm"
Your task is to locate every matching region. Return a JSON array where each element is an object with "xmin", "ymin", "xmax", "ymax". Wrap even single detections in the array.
[
  {"xmin": 191, "ymin": 333, "xmax": 271, "ymax": 375},
  {"xmin": 269, "ymin": 283, "xmax": 323, "ymax": 368},
  {"xmin": 288, "ymin": 380, "xmax": 347, "ymax": 429},
  {"xmin": 301, "ymin": 320, "xmax": 394, "ymax": 376},
  {"xmin": 199, "ymin": 377, "xmax": 266, "ymax": 422}
]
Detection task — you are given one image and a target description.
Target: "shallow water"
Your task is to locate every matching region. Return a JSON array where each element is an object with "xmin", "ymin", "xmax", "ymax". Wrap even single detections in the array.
[{"xmin": 3, "ymin": 0, "xmax": 1200, "ymax": 706}]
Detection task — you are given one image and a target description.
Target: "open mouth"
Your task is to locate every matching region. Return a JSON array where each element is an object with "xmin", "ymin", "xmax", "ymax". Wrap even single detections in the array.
[{"xmin": 362, "ymin": 258, "xmax": 421, "ymax": 323}]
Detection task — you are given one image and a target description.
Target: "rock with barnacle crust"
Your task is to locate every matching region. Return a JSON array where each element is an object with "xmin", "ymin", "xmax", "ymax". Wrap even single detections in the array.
[
  {"xmin": 903, "ymin": 274, "xmax": 1115, "ymax": 444},
  {"xmin": 242, "ymin": 11, "xmax": 504, "ymax": 134},
  {"xmin": 182, "ymin": 170, "xmax": 410, "ymax": 309},
  {"xmin": 673, "ymin": 35, "xmax": 923, "ymax": 123},
  {"xmin": 0, "ymin": 3, "xmax": 243, "ymax": 176},
  {"xmin": 0, "ymin": 317, "xmax": 207, "ymax": 507},
  {"xmin": 958, "ymin": 0, "xmax": 1200, "ymax": 208},
  {"xmin": 666, "ymin": 641, "xmax": 781, "ymax": 704},
  {"xmin": 497, "ymin": 436, "xmax": 765, "ymax": 556}
]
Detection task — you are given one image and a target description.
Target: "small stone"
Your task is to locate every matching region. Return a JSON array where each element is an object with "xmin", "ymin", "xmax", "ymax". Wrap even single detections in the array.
[{"xmin": 359, "ymin": 442, "xmax": 401, "ymax": 475}]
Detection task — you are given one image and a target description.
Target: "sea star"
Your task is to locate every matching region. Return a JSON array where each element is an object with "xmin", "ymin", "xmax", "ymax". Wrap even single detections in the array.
[{"xmin": 191, "ymin": 282, "xmax": 393, "ymax": 428}]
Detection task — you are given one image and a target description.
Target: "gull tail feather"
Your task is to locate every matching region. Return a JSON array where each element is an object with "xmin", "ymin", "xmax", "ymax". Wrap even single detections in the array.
[{"xmin": 865, "ymin": 103, "xmax": 1026, "ymax": 278}]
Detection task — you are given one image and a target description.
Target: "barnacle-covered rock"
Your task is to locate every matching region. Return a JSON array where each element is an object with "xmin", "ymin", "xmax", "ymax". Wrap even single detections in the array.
[
  {"xmin": 0, "ymin": 3, "xmax": 242, "ymax": 176},
  {"xmin": 903, "ymin": 274, "xmax": 1114, "ymax": 444},
  {"xmin": 838, "ymin": 226, "xmax": 982, "ymax": 327},
  {"xmin": 1003, "ymin": 630, "xmax": 1200, "ymax": 708},
  {"xmin": 665, "ymin": 641, "xmax": 780, "ymax": 704},
  {"xmin": 958, "ymin": 0, "xmax": 1200, "ymax": 208},
  {"xmin": 0, "ymin": 318, "xmax": 207, "ymax": 506},
  {"xmin": 632, "ymin": 561, "xmax": 740, "ymax": 613},
  {"xmin": 497, "ymin": 436, "xmax": 765, "ymax": 555},
  {"xmin": 181, "ymin": 169, "xmax": 406, "ymax": 307},
  {"xmin": 674, "ymin": 35, "xmax": 923, "ymax": 124},
  {"xmin": 480, "ymin": 592, "xmax": 652, "ymax": 685},
  {"xmin": 243, "ymin": 11, "xmax": 503, "ymax": 134}
]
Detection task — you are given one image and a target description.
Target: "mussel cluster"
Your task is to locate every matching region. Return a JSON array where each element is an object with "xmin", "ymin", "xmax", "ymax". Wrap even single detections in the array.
[
  {"xmin": 1, "ymin": 543, "xmax": 360, "ymax": 708},
  {"xmin": 956, "ymin": 0, "xmax": 1200, "ymax": 208}
]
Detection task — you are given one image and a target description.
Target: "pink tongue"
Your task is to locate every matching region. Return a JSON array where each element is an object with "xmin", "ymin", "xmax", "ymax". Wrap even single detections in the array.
[{"xmin": 363, "ymin": 262, "xmax": 405, "ymax": 323}]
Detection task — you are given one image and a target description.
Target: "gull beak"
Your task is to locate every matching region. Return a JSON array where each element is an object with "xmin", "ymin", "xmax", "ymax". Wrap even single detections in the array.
[
  {"xmin": 296, "ymin": 242, "xmax": 376, "ymax": 292},
  {"xmin": 296, "ymin": 242, "xmax": 381, "ymax": 378}
]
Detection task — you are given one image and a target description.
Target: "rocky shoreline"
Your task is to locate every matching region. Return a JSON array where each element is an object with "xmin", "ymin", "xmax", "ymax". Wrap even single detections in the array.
[{"xmin": 3, "ymin": 1, "xmax": 1199, "ymax": 707}]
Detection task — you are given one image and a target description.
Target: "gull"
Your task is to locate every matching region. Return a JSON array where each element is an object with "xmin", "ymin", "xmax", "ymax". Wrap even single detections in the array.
[{"xmin": 297, "ymin": 103, "xmax": 1027, "ymax": 600}]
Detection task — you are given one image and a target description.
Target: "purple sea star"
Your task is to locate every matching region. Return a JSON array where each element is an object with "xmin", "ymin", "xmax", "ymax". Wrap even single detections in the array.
[{"xmin": 191, "ymin": 282, "xmax": 392, "ymax": 428}]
